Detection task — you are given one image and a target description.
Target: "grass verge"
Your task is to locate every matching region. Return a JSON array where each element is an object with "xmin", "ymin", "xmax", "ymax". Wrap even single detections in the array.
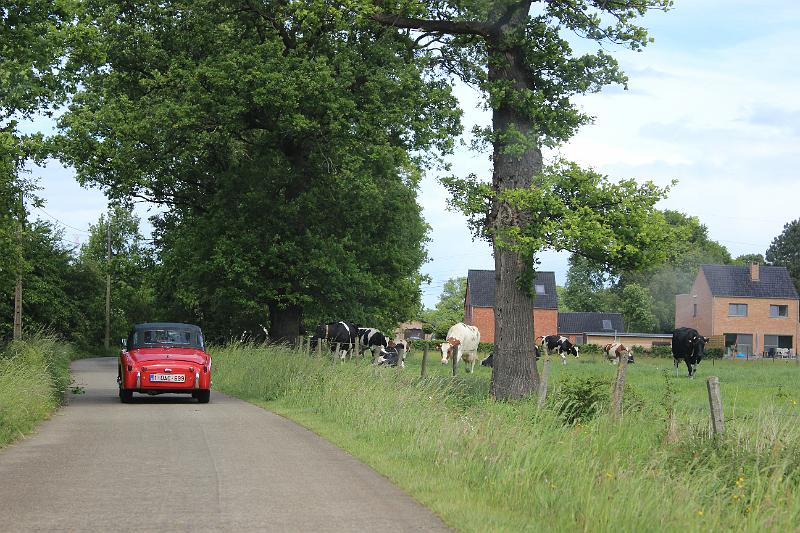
[
  {"xmin": 213, "ymin": 344, "xmax": 800, "ymax": 532},
  {"xmin": 0, "ymin": 334, "xmax": 78, "ymax": 448}
]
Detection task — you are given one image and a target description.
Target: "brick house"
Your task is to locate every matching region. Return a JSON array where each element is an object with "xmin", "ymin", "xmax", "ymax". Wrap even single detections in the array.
[
  {"xmin": 464, "ymin": 269, "xmax": 558, "ymax": 343},
  {"xmin": 675, "ymin": 263, "xmax": 800, "ymax": 356}
]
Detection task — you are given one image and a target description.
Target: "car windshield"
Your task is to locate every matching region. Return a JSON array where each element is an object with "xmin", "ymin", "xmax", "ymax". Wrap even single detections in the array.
[{"xmin": 130, "ymin": 328, "xmax": 203, "ymax": 350}]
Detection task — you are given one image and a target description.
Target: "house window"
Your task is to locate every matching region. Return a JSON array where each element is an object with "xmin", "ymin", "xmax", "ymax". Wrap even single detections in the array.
[
  {"xmin": 602, "ymin": 319, "xmax": 612, "ymax": 330},
  {"xmin": 535, "ymin": 284, "xmax": 546, "ymax": 295},
  {"xmin": 770, "ymin": 305, "xmax": 788, "ymax": 318},
  {"xmin": 764, "ymin": 335, "xmax": 793, "ymax": 357},
  {"xmin": 728, "ymin": 303, "xmax": 748, "ymax": 317}
]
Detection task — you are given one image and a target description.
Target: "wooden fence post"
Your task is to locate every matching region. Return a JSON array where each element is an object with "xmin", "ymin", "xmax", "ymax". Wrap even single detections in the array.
[
  {"xmin": 537, "ymin": 357, "xmax": 551, "ymax": 408},
  {"xmin": 316, "ymin": 339, "xmax": 322, "ymax": 358},
  {"xmin": 421, "ymin": 344, "xmax": 428, "ymax": 378},
  {"xmin": 611, "ymin": 351, "xmax": 629, "ymax": 420},
  {"xmin": 354, "ymin": 337, "xmax": 360, "ymax": 361},
  {"xmin": 398, "ymin": 346, "xmax": 406, "ymax": 369},
  {"xmin": 333, "ymin": 342, "xmax": 340, "ymax": 363},
  {"xmin": 306, "ymin": 337, "xmax": 311, "ymax": 357},
  {"xmin": 706, "ymin": 376, "xmax": 725, "ymax": 435},
  {"xmin": 451, "ymin": 346, "xmax": 458, "ymax": 376}
]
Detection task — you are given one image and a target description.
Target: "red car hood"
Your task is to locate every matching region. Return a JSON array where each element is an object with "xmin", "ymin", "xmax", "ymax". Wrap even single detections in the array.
[{"xmin": 128, "ymin": 347, "xmax": 210, "ymax": 365}]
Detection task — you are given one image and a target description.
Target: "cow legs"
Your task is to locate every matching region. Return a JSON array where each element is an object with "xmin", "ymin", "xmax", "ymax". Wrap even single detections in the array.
[{"xmin": 561, "ymin": 352, "xmax": 567, "ymax": 365}]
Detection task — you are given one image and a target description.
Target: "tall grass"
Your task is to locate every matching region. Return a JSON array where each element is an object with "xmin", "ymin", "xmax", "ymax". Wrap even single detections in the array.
[
  {"xmin": 213, "ymin": 344, "xmax": 800, "ymax": 531},
  {"xmin": 0, "ymin": 334, "xmax": 77, "ymax": 447}
]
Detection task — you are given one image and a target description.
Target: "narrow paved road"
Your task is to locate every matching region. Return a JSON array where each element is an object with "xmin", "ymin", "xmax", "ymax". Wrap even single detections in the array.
[{"xmin": 0, "ymin": 358, "xmax": 448, "ymax": 532}]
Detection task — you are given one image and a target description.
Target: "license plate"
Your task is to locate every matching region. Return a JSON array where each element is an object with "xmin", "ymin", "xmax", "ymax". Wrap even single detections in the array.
[{"xmin": 150, "ymin": 373, "xmax": 186, "ymax": 383}]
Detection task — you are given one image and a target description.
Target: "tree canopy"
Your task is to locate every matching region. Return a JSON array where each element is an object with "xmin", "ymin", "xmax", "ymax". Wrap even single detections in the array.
[
  {"xmin": 56, "ymin": 0, "xmax": 461, "ymax": 340},
  {"xmin": 766, "ymin": 219, "xmax": 800, "ymax": 292},
  {"xmin": 420, "ymin": 277, "xmax": 466, "ymax": 339}
]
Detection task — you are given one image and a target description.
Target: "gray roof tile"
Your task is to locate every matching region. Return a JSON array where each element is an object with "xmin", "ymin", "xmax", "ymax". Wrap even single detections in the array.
[
  {"xmin": 701, "ymin": 265, "xmax": 799, "ymax": 299},
  {"xmin": 558, "ymin": 312, "xmax": 625, "ymax": 334},
  {"xmin": 467, "ymin": 269, "xmax": 558, "ymax": 309}
]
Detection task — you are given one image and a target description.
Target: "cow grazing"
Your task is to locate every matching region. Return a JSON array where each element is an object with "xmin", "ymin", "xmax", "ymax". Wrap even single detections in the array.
[
  {"xmin": 672, "ymin": 327, "xmax": 709, "ymax": 378},
  {"xmin": 603, "ymin": 343, "xmax": 634, "ymax": 365},
  {"xmin": 357, "ymin": 328, "xmax": 388, "ymax": 360},
  {"xmin": 539, "ymin": 335, "xmax": 579, "ymax": 365},
  {"xmin": 480, "ymin": 346, "xmax": 540, "ymax": 368},
  {"xmin": 439, "ymin": 323, "xmax": 481, "ymax": 373},
  {"xmin": 311, "ymin": 321, "xmax": 358, "ymax": 360}
]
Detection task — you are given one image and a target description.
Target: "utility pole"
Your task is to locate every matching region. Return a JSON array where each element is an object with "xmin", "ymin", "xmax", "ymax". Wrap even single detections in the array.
[
  {"xmin": 13, "ymin": 191, "xmax": 23, "ymax": 341},
  {"xmin": 105, "ymin": 212, "xmax": 111, "ymax": 349}
]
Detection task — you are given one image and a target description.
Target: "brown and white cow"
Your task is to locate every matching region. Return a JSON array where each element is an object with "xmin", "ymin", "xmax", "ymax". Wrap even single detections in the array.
[
  {"xmin": 604, "ymin": 342, "xmax": 633, "ymax": 365},
  {"xmin": 439, "ymin": 322, "xmax": 481, "ymax": 373}
]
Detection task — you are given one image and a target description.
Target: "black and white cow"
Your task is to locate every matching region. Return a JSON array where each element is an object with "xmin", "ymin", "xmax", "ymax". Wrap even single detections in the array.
[
  {"xmin": 357, "ymin": 328, "xmax": 388, "ymax": 360},
  {"xmin": 672, "ymin": 327, "xmax": 709, "ymax": 378},
  {"xmin": 539, "ymin": 335, "xmax": 579, "ymax": 365},
  {"xmin": 311, "ymin": 321, "xmax": 358, "ymax": 360},
  {"xmin": 480, "ymin": 346, "xmax": 541, "ymax": 368},
  {"xmin": 375, "ymin": 340, "xmax": 407, "ymax": 368}
]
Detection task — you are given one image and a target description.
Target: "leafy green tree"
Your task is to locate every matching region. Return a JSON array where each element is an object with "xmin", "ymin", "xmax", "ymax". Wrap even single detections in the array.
[
  {"xmin": 561, "ymin": 255, "xmax": 612, "ymax": 313},
  {"xmin": 618, "ymin": 283, "xmax": 657, "ymax": 333},
  {"xmin": 1, "ymin": 1, "xmax": 79, "ymax": 325},
  {"xmin": 620, "ymin": 210, "xmax": 731, "ymax": 332},
  {"xmin": 420, "ymin": 277, "xmax": 466, "ymax": 338},
  {"xmin": 57, "ymin": 0, "xmax": 460, "ymax": 340},
  {"xmin": 732, "ymin": 253, "xmax": 765, "ymax": 265},
  {"xmin": 0, "ymin": 220, "xmax": 90, "ymax": 342},
  {"xmin": 766, "ymin": 219, "xmax": 800, "ymax": 292},
  {"xmin": 357, "ymin": 1, "xmax": 673, "ymax": 400},
  {"xmin": 76, "ymin": 207, "xmax": 155, "ymax": 346}
]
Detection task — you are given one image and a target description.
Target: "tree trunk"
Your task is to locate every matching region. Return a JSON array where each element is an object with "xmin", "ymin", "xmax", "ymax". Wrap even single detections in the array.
[
  {"xmin": 488, "ymin": 36, "xmax": 543, "ymax": 401},
  {"xmin": 269, "ymin": 303, "xmax": 302, "ymax": 342}
]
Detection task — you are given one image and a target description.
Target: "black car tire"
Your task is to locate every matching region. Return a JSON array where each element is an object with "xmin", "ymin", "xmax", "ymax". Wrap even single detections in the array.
[
  {"xmin": 195, "ymin": 390, "xmax": 210, "ymax": 403},
  {"xmin": 119, "ymin": 388, "xmax": 133, "ymax": 403}
]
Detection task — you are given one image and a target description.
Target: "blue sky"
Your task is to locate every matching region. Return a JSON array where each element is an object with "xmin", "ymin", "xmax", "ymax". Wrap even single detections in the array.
[{"xmin": 24, "ymin": 1, "xmax": 800, "ymax": 309}]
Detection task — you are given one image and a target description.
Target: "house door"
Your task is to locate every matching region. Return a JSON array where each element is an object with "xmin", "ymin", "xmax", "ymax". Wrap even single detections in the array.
[{"xmin": 725, "ymin": 333, "xmax": 753, "ymax": 357}]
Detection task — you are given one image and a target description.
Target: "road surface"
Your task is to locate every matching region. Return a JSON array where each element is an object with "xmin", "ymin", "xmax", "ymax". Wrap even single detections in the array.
[{"xmin": 0, "ymin": 358, "xmax": 448, "ymax": 532}]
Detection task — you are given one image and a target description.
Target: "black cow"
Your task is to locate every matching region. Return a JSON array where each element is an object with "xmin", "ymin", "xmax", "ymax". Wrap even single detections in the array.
[
  {"xmin": 539, "ymin": 335, "xmax": 579, "ymax": 365},
  {"xmin": 672, "ymin": 327, "xmax": 710, "ymax": 378},
  {"xmin": 311, "ymin": 321, "xmax": 358, "ymax": 359},
  {"xmin": 357, "ymin": 328, "xmax": 388, "ymax": 360},
  {"xmin": 480, "ymin": 346, "xmax": 541, "ymax": 368}
]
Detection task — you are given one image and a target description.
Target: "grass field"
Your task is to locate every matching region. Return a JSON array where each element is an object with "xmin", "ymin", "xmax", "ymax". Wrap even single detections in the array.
[
  {"xmin": 0, "ymin": 335, "xmax": 77, "ymax": 448},
  {"xmin": 213, "ymin": 344, "xmax": 800, "ymax": 532}
]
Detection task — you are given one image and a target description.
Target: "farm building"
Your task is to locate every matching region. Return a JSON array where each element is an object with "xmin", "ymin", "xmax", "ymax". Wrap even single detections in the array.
[{"xmin": 675, "ymin": 263, "xmax": 800, "ymax": 357}]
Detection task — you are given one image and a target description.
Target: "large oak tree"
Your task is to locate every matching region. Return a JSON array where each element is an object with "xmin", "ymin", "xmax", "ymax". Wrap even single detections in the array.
[{"xmin": 359, "ymin": 0, "xmax": 674, "ymax": 399}]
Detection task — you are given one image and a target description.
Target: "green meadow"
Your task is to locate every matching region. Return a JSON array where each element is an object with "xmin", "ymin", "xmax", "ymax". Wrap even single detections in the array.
[{"xmin": 212, "ymin": 343, "xmax": 800, "ymax": 532}]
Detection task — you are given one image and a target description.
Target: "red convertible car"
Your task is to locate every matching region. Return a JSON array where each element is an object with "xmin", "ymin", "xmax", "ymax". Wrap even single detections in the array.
[{"xmin": 118, "ymin": 322, "xmax": 212, "ymax": 403}]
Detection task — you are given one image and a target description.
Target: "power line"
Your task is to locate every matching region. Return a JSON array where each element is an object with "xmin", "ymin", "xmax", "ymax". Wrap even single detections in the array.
[{"xmin": 33, "ymin": 206, "xmax": 92, "ymax": 234}]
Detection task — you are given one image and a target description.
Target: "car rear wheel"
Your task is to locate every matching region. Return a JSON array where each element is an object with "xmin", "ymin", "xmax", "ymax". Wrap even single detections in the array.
[
  {"xmin": 194, "ymin": 390, "xmax": 210, "ymax": 403},
  {"xmin": 119, "ymin": 388, "xmax": 133, "ymax": 403}
]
